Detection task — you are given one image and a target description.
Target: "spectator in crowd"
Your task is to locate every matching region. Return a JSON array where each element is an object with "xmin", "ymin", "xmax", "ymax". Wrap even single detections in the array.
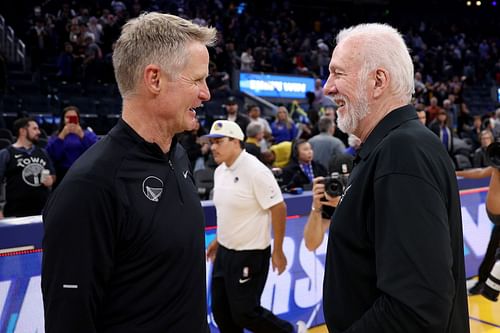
[
  {"xmin": 473, "ymin": 130, "xmax": 495, "ymax": 168},
  {"xmin": 28, "ymin": 17, "xmax": 51, "ymax": 74},
  {"xmin": 289, "ymin": 100, "xmax": 313, "ymax": 139},
  {"xmin": 87, "ymin": 16, "xmax": 103, "ymax": 45},
  {"xmin": 245, "ymin": 122, "xmax": 264, "ymax": 160},
  {"xmin": 429, "ymin": 109, "xmax": 454, "ymax": 157},
  {"xmin": 207, "ymin": 62, "xmax": 231, "ymax": 91},
  {"xmin": 56, "ymin": 42, "xmax": 77, "ymax": 82},
  {"xmin": 178, "ymin": 118, "xmax": 209, "ymax": 173},
  {"xmin": 443, "ymin": 98, "xmax": 458, "ymax": 131},
  {"xmin": 240, "ymin": 47, "xmax": 254, "ymax": 72},
  {"xmin": 271, "ymin": 106, "xmax": 298, "ymax": 143},
  {"xmin": 56, "ymin": 3, "xmax": 76, "ymax": 21},
  {"xmin": 81, "ymin": 33, "xmax": 103, "ymax": 84},
  {"xmin": 458, "ymin": 102, "xmax": 474, "ymax": 138},
  {"xmin": 345, "ymin": 133, "xmax": 361, "ymax": 156},
  {"xmin": 416, "ymin": 103, "xmax": 427, "ymax": 125},
  {"xmin": 414, "ymin": 71, "xmax": 426, "ymax": 94},
  {"xmin": 225, "ymin": 96, "xmax": 250, "ymax": 135},
  {"xmin": 205, "ymin": 120, "xmax": 305, "ymax": 333},
  {"xmin": 268, "ymin": 140, "xmax": 293, "ymax": 168},
  {"xmin": 317, "ymin": 23, "xmax": 469, "ymax": 332},
  {"xmin": 313, "ymin": 78, "xmax": 329, "ymax": 106},
  {"xmin": 247, "ymin": 104, "xmax": 272, "ymax": 143},
  {"xmin": 42, "ymin": 13, "xmax": 216, "ymax": 332},
  {"xmin": 282, "ymin": 139, "xmax": 326, "ymax": 190},
  {"xmin": 466, "ymin": 115, "xmax": 485, "ymax": 150},
  {"xmin": 425, "ymin": 96, "xmax": 442, "ymax": 124},
  {"xmin": 308, "ymin": 116, "xmax": 345, "ymax": 170},
  {"xmin": 0, "ymin": 117, "xmax": 55, "ymax": 218},
  {"xmin": 46, "ymin": 106, "xmax": 98, "ymax": 187},
  {"xmin": 313, "ymin": 104, "xmax": 348, "ymax": 146}
]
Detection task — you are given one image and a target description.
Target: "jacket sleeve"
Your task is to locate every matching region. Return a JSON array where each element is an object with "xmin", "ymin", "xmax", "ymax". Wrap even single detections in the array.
[
  {"xmin": 82, "ymin": 130, "xmax": 99, "ymax": 149},
  {"xmin": 46, "ymin": 135, "xmax": 65, "ymax": 163},
  {"xmin": 42, "ymin": 177, "xmax": 118, "ymax": 333},
  {"xmin": 344, "ymin": 174, "xmax": 456, "ymax": 333}
]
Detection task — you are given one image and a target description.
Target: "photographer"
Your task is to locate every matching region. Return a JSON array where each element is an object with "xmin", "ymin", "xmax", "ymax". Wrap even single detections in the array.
[
  {"xmin": 304, "ymin": 176, "xmax": 340, "ymax": 251},
  {"xmin": 304, "ymin": 154, "xmax": 353, "ymax": 250}
]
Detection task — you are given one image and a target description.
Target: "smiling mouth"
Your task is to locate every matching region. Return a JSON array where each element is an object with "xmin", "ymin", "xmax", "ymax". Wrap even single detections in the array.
[{"xmin": 190, "ymin": 104, "xmax": 205, "ymax": 114}]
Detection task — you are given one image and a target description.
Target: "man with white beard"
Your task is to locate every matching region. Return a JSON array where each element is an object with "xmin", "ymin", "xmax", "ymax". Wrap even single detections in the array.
[{"xmin": 305, "ymin": 23, "xmax": 469, "ymax": 333}]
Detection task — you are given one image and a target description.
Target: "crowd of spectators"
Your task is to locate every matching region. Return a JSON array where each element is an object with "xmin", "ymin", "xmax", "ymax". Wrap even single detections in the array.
[
  {"xmin": 1, "ymin": 0, "xmax": 497, "ymax": 88},
  {"xmin": 0, "ymin": 0, "xmax": 500, "ymax": 202}
]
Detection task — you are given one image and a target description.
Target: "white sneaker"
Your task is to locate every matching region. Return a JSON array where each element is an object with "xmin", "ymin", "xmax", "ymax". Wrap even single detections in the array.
[{"xmin": 296, "ymin": 320, "xmax": 307, "ymax": 333}]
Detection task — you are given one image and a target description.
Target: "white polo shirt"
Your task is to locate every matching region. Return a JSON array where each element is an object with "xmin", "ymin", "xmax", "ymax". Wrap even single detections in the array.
[{"xmin": 213, "ymin": 150, "xmax": 284, "ymax": 250}]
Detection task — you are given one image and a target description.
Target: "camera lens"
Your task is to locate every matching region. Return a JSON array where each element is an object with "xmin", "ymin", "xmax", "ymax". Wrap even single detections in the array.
[{"xmin": 325, "ymin": 178, "xmax": 343, "ymax": 197}]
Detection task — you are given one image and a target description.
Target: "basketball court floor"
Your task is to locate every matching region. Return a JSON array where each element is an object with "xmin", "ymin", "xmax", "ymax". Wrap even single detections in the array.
[{"xmin": 308, "ymin": 282, "xmax": 500, "ymax": 333}]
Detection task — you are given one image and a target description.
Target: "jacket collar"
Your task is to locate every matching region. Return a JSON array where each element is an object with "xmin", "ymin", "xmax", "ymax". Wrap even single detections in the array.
[
  {"xmin": 111, "ymin": 118, "xmax": 178, "ymax": 159},
  {"xmin": 356, "ymin": 105, "xmax": 417, "ymax": 163}
]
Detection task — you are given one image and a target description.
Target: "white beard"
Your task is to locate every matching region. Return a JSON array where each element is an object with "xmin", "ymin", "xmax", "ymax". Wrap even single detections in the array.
[{"xmin": 336, "ymin": 85, "xmax": 370, "ymax": 134}]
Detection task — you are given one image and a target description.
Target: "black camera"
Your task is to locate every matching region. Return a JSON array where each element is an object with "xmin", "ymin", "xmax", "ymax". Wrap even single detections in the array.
[
  {"xmin": 322, "ymin": 172, "xmax": 349, "ymax": 197},
  {"xmin": 486, "ymin": 141, "xmax": 500, "ymax": 169},
  {"xmin": 481, "ymin": 248, "xmax": 500, "ymax": 302}
]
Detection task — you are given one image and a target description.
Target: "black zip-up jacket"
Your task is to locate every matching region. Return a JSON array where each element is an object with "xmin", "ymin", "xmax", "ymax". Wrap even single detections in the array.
[
  {"xmin": 324, "ymin": 105, "xmax": 469, "ymax": 333},
  {"xmin": 42, "ymin": 119, "xmax": 208, "ymax": 333}
]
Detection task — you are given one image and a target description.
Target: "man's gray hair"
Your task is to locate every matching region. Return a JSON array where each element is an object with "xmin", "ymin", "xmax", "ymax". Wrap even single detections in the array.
[
  {"xmin": 336, "ymin": 23, "xmax": 414, "ymax": 103},
  {"xmin": 318, "ymin": 116, "xmax": 334, "ymax": 133},
  {"xmin": 246, "ymin": 122, "xmax": 263, "ymax": 138},
  {"xmin": 113, "ymin": 12, "xmax": 217, "ymax": 98}
]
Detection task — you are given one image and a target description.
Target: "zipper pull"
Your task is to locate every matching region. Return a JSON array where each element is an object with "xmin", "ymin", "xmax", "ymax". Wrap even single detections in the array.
[{"xmin": 168, "ymin": 159, "xmax": 174, "ymax": 170}]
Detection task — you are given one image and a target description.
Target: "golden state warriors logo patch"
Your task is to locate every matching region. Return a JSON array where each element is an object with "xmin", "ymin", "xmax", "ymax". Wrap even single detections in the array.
[{"xmin": 142, "ymin": 176, "xmax": 164, "ymax": 202}]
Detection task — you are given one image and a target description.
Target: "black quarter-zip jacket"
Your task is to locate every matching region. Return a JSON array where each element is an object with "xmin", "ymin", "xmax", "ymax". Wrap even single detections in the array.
[
  {"xmin": 323, "ymin": 105, "xmax": 469, "ymax": 333},
  {"xmin": 42, "ymin": 119, "xmax": 208, "ymax": 333}
]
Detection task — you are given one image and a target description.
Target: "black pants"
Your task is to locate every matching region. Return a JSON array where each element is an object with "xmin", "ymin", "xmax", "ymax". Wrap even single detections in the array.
[
  {"xmin": 211, "ymin": 245, "xmax": 294, "ymax": 333},
  {"xmin": 478, "ymin": 225, "xmax": 500, "ymax": 282}
]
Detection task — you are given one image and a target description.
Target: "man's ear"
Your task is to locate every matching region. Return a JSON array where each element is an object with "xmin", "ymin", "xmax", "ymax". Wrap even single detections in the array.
[
  {"xmin": 144, "ymin": 64, "xmax": 161, "ymax": 95},
  {"xmin": 373, "ymin": 68, "xmax": 389, "ymax": 99}
]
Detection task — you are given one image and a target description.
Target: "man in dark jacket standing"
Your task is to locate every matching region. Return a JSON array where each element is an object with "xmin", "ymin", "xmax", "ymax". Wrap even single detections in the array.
[
  {"xmin": 42, "ymin": 13, "xmax": 216, "ymax": 332},
  {"xmin": 316, "ymin": 23, "xmax": 470, "ymax": 333}
]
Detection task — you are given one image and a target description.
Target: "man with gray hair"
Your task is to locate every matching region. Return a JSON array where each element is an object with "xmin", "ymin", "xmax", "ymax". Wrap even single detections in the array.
[
  {"xmin": 42, "ymin": 13, "xmax": 216, "ymax": 332},
  {"xmin": 245, "ymin": 122, "xmax": 264, "ymax": 160},
  {"xmin": 308, "ymin": 23, "xmax": 469, "ymax": 332},
  {"xmin": 308, "ymin": 116, "xmax": 345, "ymax": 170}
]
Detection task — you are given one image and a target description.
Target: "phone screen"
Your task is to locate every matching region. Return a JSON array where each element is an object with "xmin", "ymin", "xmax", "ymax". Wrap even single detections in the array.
[{"xmin": 67, "ymin": 115, "xmax": 78, "ymax": 124}]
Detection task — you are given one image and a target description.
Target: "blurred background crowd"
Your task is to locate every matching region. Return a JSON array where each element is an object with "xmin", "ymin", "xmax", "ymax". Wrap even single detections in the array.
[{"xmin": 0, "ymin": 0, "xmax": 499, "ymax": 201}]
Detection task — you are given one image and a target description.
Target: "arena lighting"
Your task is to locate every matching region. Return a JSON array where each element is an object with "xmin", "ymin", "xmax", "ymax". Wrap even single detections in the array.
[
  {"xmin": 466, "ymin": 1, "xmax": 472, "ymax": 5},
  {"xmin": 476, "ymin": 0, "xmax": 481, "ymax": 5},
  {"xmin": 492, "ymin": 1, "xmax": 497, "ymax": 6}
]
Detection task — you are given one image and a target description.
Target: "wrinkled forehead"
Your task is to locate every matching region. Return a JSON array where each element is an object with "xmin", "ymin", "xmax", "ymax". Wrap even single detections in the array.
[{"xmin": 330, "ymin": 38, "xmax": 363, "ymax": 70}]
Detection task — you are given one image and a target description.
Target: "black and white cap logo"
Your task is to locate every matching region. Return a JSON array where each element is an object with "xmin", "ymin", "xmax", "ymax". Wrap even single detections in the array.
[{"xmin": 142, "ymin": 176, "xmax": 164, "ymax": 202}]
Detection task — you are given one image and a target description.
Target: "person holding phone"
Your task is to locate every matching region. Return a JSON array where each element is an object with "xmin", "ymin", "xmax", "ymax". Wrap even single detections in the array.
[{"xmin": 46, "ymin": 105, "xmax": 98, "ymax": 187}]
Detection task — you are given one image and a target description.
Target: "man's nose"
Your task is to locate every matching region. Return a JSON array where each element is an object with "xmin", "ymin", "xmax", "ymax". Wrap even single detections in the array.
[{"xmin": 199, "ymin": 82, "xmax": 210, "ymax": 101}]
